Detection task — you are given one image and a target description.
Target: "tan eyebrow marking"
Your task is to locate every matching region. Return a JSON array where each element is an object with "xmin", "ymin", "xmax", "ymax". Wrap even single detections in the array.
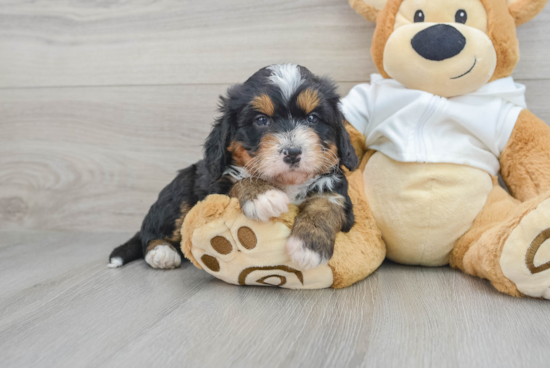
[
  {"xmin": 251, "ymin": 94, "xmax": 275, "ymax": 116},
  {"xmin": 297, "ymin": 88, "xmax": 320, "ymax": 114},
  {"xmin": 228, "ymin": 140, "xmax": 253, "ymax": 168}
]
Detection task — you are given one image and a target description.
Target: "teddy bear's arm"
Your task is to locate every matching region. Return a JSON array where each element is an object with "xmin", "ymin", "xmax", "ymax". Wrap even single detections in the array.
[{"xmin": 500, "ymin": 109, "xmax": 550, "ymax": 202}]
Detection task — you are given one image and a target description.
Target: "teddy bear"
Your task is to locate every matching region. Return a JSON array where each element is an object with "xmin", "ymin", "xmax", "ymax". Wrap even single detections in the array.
[
  {"xmin": 181, "ymin": 0, "xmax": 550, "ymax": 299},
  {"xmin": 343, "ymin": 0, "xmax": 550, "ymax": 299}
]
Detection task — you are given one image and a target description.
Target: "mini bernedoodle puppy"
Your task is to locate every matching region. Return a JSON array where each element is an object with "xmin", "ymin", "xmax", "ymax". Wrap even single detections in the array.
[{"xmin": 108, "ymin": 64, "xmax": 359, "ymax": 271}]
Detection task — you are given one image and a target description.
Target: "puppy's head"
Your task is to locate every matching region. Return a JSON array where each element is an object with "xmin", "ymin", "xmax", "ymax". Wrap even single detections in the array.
[{"xmin": 204, "ymin": 64, "xmax": 358, "ymax": 186}]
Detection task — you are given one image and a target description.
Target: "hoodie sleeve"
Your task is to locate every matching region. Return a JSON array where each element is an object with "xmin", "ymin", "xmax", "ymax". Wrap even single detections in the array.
[{"xmin": 340, "ymin": 83, "xmax": 372, "ymax": 136}]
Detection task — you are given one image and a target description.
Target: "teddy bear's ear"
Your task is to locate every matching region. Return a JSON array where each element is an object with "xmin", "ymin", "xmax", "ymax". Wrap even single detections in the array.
[
  {"xmin": 508, "ymin": 0, "xmax": 548, "ymax": 26},
  {"xmin": 349, "ymin": 0, "xmax": 388, "ymax": 23}
]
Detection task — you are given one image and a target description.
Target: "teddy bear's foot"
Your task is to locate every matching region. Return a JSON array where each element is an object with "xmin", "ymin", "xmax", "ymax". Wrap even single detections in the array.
[
  {"xmin": 501, "ymin": 197, "xmax": 550, "ymax": 299},
  {"xmin": 187, "ymin": 200, "xmax": 334, "ymax": 289}
]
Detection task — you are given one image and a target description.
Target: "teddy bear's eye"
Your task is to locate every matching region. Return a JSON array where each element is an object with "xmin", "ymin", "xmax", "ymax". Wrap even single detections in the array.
[
  {"xmin": 414, "ymin": 10, "xmax": 425, "ymax": 22},
  {"xmin": 455, "ymin": 9, "xmax": 467, "ymax": 24}
]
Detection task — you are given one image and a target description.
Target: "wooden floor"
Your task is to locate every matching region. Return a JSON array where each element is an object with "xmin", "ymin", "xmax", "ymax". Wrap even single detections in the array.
[
  {"xmin": 1, "ymin": 1, "xmax": 550, "ymax": 367},
  {"xmin": 0, "ymin": 231, "xmax": 549, "ymax": 368}
]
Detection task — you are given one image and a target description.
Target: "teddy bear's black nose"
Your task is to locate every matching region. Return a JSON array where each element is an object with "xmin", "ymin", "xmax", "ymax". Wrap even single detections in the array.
[{"xmin": 411, "ymin": 24, "xmax": 466, "ymax": 61}]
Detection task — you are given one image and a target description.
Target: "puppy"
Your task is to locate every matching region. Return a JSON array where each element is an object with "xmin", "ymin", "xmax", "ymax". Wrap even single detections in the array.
[{"xmin": 108, "ymin": 64, "xmax": 358, "ymax": 271}]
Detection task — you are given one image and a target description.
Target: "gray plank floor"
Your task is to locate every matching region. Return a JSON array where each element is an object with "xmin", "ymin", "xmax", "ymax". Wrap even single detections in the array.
[
  {"xmin": 2, "ymin": 0, "xmax": 550, "ymax": 366},
  {"xmin": 1, "ymin": 231, "xmax": 549, "ymax": 368}
]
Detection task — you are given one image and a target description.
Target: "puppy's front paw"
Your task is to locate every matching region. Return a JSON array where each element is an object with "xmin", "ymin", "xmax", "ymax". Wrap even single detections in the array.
[
  {"xmin": 285, "ymin": 236, "xmax": 327, "ymax": 270},
  {"xmin": 242, "ymin": 189, "xmax": 290, "ymax": 222},
  {"xmin": 145, "ymin": 244, "xmax": 181, "ymax": 269}
]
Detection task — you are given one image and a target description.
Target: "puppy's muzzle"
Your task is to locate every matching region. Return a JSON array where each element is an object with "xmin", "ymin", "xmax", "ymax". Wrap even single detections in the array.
[
  {"xmin": 282, "ymin": 147, "xmax": 302, "ymax": 165},
  {"xmin": 411, "ymin": 24, "xmax": 466, "ymax": 61}
]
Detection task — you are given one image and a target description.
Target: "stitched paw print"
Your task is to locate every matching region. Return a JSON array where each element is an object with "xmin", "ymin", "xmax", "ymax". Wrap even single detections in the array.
[
  {"xmin": 501, "ymin": 197, "xmax": 550, "ymax": 299},
  {"xmin": 187, "ymin": 197, "xmax": 334, "ymax": 289}
]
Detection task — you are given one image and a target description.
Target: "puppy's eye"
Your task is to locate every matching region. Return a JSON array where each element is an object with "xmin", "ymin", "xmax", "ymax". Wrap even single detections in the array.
[
  {"xmin": 455, "ymin": 9, "xmax": 467, "ymax": 24},
  {"xmin": 414, "ymin": 10, "xmax": 425, "ymax": 22},
  {"xmin": 307, "ymin": 114, "xmax": 319, "ymax": 124},
  {"xmin": 254, "ymin": 116, "xmax": 270, "ymax": 126}
]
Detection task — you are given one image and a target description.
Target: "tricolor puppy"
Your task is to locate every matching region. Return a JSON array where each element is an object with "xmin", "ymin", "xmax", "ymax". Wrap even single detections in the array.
[{"xmin": 109, "ymin": 64, "xmax": 359, "ymax": 271}]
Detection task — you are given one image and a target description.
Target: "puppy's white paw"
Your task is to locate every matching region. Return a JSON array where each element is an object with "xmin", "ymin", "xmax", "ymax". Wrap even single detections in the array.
[
  {"xmin": 145, "ymin": 244, "xmax": 181, "ymax": 269},
  {"xmin": 242, "ymin": 189, "xmax": 290, "ymax": 222},
  {"xmin": 107, "ymin": 257, "xmax": 123, "ymax": 268},
  {"xmin": 285, "ymin": 236, "xmax": 325, "ymax": 270}
]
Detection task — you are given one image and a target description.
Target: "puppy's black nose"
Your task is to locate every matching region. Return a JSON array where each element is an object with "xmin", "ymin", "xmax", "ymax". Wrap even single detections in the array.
[
  {"xmin": 283, "ymin": 148, "xmax": 302, "ymax": 165},
  {"xmin": 411, "ymin": 24, "xmax": 466, "ymax": 61}
]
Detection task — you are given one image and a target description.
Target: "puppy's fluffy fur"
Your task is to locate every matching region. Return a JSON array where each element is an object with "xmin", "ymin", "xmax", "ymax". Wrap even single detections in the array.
[{"xmin": 109, "ymin": 64, "xmax": 358, "ymax": 270}]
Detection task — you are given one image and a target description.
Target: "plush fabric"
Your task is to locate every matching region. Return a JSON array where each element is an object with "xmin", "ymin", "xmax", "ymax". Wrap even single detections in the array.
[
  {"xmin": 184, "ymin": 195, "xmax": 334, "ymax": 289},
  {"xmin": 328, "ymin": 155, "xmax": 386, "ymax": 288},
  {"xmin": 348, "ymin": 0, "xmax": 381, "ymax": 22},
  {"xmin": 370, "ymin": 0, "xmax": 402, "ymax": 79},
  {"xmin": 480, "ymin": 0, "xmax": 521, "ymax": 81},
  {"xmin": 364, "ymin": 152, "xmax": 493, "ymax": 266},
  {"xmin": 509, "ymin": 0, "xmax": 549, "ymax": 25},
  {"xmin": 500, "ymin": 109, "xmax": 550, "ymax": 201},
  {"xmin": 450, "ymin": 183, "xmax": 550, "ymax": 298},
  {"xmin": 500, "ymin": 196, "xmax": 550, "ymax": 298}
]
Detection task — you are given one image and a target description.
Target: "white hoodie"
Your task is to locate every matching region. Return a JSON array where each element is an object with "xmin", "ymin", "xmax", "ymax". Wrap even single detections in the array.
[{"xmin": 340, "ymin": 74, "xmax": 527, "ymax": 175}]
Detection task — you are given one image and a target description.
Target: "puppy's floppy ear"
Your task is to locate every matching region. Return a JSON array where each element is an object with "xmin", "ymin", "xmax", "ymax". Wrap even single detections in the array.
[
  {"xmin": 204, "ymin": 96, "xmax": 234, "ymax": 180},
  {"xmin": 336, "ymin": 112, "xmax": 359, "ymax": 171},
  {"xmin": 349, "ymin": 0, "xmax": 388, "ymax": 22},
  {"xmin": 508, "ymin": 0, "xmax": 548, "ymax": 26}
]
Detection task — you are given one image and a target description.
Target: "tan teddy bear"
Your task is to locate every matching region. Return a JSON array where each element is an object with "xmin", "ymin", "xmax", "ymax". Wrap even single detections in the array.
[{"xmin": 345, "ymin": 0, "xmax": 550, "ymax": 298}]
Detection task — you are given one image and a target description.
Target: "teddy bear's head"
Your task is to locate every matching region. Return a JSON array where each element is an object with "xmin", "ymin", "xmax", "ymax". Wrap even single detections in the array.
[{"xmin": 350, "ymin": 0, "xmax": 547, "ymax": 97}]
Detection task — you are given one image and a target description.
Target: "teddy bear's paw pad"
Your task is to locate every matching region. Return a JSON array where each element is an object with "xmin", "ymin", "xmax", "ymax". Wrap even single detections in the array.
[
  {"xmin": 145, "ymin": 244, "xmax": 182, "ymax": 269},
  {"xmin": 501, "ymin": 198, "xmax": 550, "ymax": 299},
  {"xmin": 237, "ymin": 226, "xmax": 257, "ymax": 249},
  {"xmin": 210, "ymin": 236, "xmax": 234, "ymax": 255},
  {"xmin": 196, "ymin": 227, "xmax": 258, "ymax": 274},
  {"xmin": 200, "ymin": 254, "xmax": 221, "ymax": 272},
  {"xmin": 195, "ymin": 235, "xmax": 236, "ymax": 274},
  {"xmin": 241, "ymin": 189, "xmax": 290, "ymax": 222},
  {"xmin": 191, "ymin": 217, "xmax": 241, "ymax": 264}
]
